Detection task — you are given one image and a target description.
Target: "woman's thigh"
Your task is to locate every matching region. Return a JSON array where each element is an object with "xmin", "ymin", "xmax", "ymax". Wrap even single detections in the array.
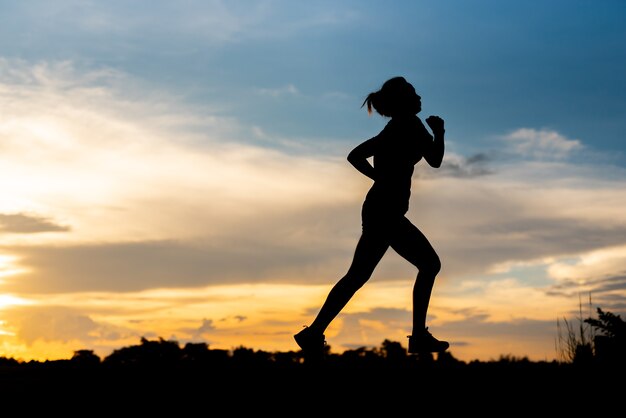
[
  {"xmin": 388, "ymin": 217, "xmax": 439, "ymax": 269},
  {"xmin": 346, "ymin": 230, "xmax": 390, "ymax": 278}
]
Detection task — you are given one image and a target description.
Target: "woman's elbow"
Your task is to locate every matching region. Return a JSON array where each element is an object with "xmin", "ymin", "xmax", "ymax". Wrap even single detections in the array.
[
  {"xmin": 425, "ymin": 154, "xmax": 443, "ymax": 168},
  {"xmin": 347, "ymin": 151, "xmax": 360, "ymax": 165}
]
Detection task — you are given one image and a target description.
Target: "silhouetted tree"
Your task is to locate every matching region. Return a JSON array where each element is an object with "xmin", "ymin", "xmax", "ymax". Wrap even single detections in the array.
[
  {"xmin": 340, "ymin": 346, "xmax": 382, "ymax": 367},
  {"xmin": 379, "ymin": 339, "xmax": 407, "ymax": 364},
  {"xmin": 0, "ymin": 356, "xmax": 20, "ymax": 368},
  {"xmin": 71, "ymin": 349, "xmax": 101, "ymax": 367},
  {"xmin": 231, "ymin": 346, "xmax": 273, "ymax": 367},
  {"xmin": 271, "ymin": 350, "xmax": 301, "ymax": 366},
  {"xmin": 103, "ymin": 337, "xmax": 182, "ymax": 367},
  {"xmin": 380, "ymin": 339, "xmax": 406, "ymax": 357},
  {"xmin": 435, "ymin": 350, "xmax": 464, "ymax": 367},
  {"xmin": 181, "ymin": 342, "xmax": 210, "ymax": 362}
]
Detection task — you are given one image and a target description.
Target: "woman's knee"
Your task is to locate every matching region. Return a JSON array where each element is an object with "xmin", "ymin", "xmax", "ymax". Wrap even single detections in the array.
[{"xmin": 420, "ymin": 253, "xmax": 441, "ymax": 276}]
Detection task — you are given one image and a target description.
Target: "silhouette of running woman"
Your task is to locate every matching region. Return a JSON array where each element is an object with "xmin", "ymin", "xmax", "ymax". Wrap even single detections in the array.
[{"xmin": 294, "ymin": 76, "xmax": 449, "ymax": 356}]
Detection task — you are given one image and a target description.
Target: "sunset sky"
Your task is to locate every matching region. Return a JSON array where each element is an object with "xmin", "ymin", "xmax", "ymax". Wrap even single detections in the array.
[{"xmin": 0, "ymin": 0, "xmax": 625, "ymax": 363}]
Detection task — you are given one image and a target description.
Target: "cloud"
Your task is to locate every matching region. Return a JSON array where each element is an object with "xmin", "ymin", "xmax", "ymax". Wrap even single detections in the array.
[
  {"xmin": 0, "ymin": 303, "xmax": 153, "ymax": 360},
  {"xmin": 418, "ymin": 152, "xmax": 494, "ymax": 178},
  {"xmin": 0, "ymin": 59, "xmax": 361, "ymax": 242},
  {"xmin": 543, "ymin": 244, "xmax": 626, "ymax": 312},
  {"xmin": 547, "ymin": 244, "xmax": 626, "ymax": 283},
  {"xmin": 5, "ymin": 1, "xmax": 361, "ymax": 49},
  {"xmin": 1, "ymin": 59, "xmax": 625, "ymax": 303},
  {"xmin": 0, "ymin": 58, "xmax": 378, "ymax": 293},
  {"xmin": 502, "ymin": 128, "xmax": 583, "ymax": 159},
  {"xmin": 4, "ymin": 306, "xmax": 107, "ymax": 345},
  {"xmin": 0, "ymin": 213, "xmax": 69, "ymax": 233},
  {"xmin": 0, "ymin": 282, "xmax": 335, "ymax": 359},
  {"xmin": 255, "ymin": 84, "xmax": 299, "ymax": 97},
  {"xmin": 6, "ymin": 1, "xmax": 258, "ymax": 44},
  {"xmin": 188, "ymin": 318, "xmax": 217, "ymax": 340},
  {"xmin": 2, "ymin": 237, "xmax": 346, "ymax": 293}
]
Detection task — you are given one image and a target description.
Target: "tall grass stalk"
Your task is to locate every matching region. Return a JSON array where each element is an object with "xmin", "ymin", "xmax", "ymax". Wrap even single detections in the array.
[{"xmin": 556, "ymin": 292, "xmax": 595, "ymax": 364}]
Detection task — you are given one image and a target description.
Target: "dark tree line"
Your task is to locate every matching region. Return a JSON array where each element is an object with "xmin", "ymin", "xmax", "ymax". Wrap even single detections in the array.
[{"xmin": 1, "ymin": 308, "xmax": 623, "ymax": 374}]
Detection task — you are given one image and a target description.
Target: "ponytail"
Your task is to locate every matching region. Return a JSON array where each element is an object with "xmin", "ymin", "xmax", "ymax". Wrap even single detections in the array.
[{"xmin": 361, "ymin": 92, "xmax": 377, "ymax": 115}]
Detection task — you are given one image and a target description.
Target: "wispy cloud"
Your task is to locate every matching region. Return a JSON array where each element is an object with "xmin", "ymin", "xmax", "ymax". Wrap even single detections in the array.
[
  {"xmin": 417, "ymin": 152, "xmax": 494, "ymax": 178},
  {"xmin": 502, "ymin": 128, "xmax": 583, "ymax": 159},
  {"xmin": 255, "ymin": 84, "xmax": 299, "ymax": 97},
  {"xmin": 548, "ymin": 244, "xmax": 626, "ymax": 283},
  {"xmin": 0, "ymin": 213, "xmax": 69, "ymax": 234},
  {"xmin": 5, "ymin": 1, "xmax": 361, "ymax": 47}
]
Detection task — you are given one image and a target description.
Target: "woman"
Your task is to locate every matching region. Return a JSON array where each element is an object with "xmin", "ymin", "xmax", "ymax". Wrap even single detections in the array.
[{"xmin": 294, "ymin": 76, "xmax": 448, "ymax": 356}]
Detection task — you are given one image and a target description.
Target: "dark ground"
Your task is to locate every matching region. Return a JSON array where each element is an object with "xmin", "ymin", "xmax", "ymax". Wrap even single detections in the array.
[{"xmin": 0, "ymin": 358, "xmax": 619, "ymax": 415}]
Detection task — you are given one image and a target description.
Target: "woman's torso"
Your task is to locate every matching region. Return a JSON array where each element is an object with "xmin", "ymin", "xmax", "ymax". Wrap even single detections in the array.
[{"xmin": 364, "ymin": 115, "xmax": 431, "ymax": 216}]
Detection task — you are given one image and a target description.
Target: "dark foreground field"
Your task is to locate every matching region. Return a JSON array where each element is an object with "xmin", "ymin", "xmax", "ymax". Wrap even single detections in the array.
[{"xmin": 0, "ymin": 343, "xmax": 620, "ymax": 415}]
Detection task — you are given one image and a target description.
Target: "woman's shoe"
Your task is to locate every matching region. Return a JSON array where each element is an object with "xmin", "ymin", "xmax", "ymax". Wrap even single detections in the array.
[
  {"xmin": 294, "ymin": 326, "xmax": 326, "ymax": 356},
  {"xmin": 408, "ymin": 327, "xmax": 449, "ymax": 354}
]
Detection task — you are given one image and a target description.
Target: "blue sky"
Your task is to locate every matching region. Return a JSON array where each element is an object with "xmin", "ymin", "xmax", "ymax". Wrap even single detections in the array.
[
  {"xmin": 0, "ymin": 0, "xmax": 625, "ymax": 362},
  {"xmin": 4, "ymin": 1, "xmax": 625, "ymax": 155}
]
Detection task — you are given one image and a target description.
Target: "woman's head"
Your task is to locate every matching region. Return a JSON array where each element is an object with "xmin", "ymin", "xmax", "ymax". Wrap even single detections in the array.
[{"xmin": 362, "ymin": 76, "xmax": 421, "ymax": 117}]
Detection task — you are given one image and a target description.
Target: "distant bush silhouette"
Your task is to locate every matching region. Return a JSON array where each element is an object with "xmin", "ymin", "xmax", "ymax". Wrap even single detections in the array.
[{"xmin": 585, "ymin": 307, "xmax": 626, "ymax": 366}]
